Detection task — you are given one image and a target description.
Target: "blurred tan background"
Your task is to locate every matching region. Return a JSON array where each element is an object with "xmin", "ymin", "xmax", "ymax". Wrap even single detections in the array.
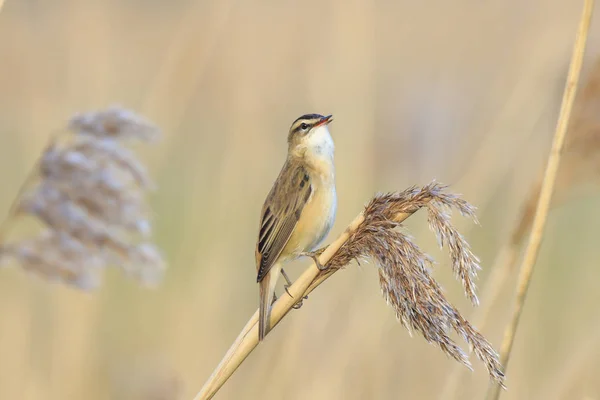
[{"xmin": 1, "ymin": 1, "xmax": 600, "ymax": 399}]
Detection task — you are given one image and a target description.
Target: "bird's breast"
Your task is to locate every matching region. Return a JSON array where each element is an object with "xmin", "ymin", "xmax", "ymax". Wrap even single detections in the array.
[{"xmin": 286, "ymin": 179, "xmax": 337, "ymax": 256}]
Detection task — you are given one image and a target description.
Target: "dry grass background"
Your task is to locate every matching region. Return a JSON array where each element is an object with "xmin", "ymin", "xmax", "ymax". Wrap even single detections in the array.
[{"xmin": 1, "ymin": 1, "xmax": 600, "ymax": 399}]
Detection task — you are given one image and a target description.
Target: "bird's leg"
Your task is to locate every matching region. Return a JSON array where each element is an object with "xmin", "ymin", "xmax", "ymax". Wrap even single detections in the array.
[
  {"xmin": 281, "ymin": 268, "xmax": 307, "ymax": 310},
  {"xmin": 281, "ymin": 269, "xmax": 294, "ymax": 298},
  {"xmin": 301, "ymin": 248, "xmax": 328, "ymax": 271}
]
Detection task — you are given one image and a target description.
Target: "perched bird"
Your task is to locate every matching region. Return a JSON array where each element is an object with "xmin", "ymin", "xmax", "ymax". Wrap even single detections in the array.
[{"xmin": 255, "ymin": 113, "xmax": 337, "ymax": 340}]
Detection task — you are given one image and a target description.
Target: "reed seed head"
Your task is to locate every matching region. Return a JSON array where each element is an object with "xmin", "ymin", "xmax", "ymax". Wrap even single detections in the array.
[
  {"xmin": 0, "ymin": 106, "xmax": 165, "ymax": 289},
  {"xmin": 326, "ymin": 182, "xmax": 505, "ymax": 387}
]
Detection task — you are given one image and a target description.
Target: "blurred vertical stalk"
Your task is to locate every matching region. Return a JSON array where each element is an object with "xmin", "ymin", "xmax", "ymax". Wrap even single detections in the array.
[
  {"xmin": 140, "ymin": 0, "xmax": 235, "ymax": 138},
  {"xmin": 139, "ymin": 0, "xmax": 239, "ymax": 388},
  {"xmin": 486, "ymin": 1, "xmax": 594, "ymax": 399}
]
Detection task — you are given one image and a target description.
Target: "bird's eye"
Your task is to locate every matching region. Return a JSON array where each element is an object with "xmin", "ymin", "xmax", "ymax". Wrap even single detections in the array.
[{"xmin": 300, "ymin": 123, "xmax": 309, "ymax": 130}]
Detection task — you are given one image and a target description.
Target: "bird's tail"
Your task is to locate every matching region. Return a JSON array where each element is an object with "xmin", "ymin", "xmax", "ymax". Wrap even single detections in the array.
[{"xmin": 258, "ymin": 264, "xmax": 281, "ymax": 341}]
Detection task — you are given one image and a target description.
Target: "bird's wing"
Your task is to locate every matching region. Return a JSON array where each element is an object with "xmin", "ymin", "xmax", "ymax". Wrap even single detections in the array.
[{"xmin": 255, "ymin": 161, "xmax": 312, "ymax": 282}]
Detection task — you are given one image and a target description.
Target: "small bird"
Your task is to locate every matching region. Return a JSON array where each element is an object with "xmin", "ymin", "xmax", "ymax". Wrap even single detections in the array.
[{"xmin": 255, "ymin": 113, "xmax": 337, "ymax": 340}]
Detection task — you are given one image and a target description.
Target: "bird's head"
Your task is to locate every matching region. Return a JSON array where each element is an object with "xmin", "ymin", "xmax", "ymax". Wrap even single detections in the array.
[{"xmin": 287, "ymin": 114, "xmax": 334, "ymax": 160}]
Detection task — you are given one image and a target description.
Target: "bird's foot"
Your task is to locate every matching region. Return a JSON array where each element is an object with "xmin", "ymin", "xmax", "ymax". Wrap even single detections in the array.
[
  {"xmin": 281, "ymin": 269, "xmax": 295, "ymax": 299},
  {"xmin": 291, "ymin": 295, "xmax": 306, "ymax": 309},
  {"xmin": 281, "ymin": 268, "xmax": 308, "ymax": 309},
  {"xmin": 301, "ymin": 249, "xmax": 328, "ymax": 271}
]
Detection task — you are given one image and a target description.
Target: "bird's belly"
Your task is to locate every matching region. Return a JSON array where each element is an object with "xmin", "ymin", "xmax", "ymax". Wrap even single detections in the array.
[{"xmin": 285, "ymin": 187, "xmax": 337, "ymax": 257}]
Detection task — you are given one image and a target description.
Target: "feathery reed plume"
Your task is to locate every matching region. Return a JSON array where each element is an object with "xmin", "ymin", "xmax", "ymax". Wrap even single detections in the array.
[
  {"xmin": 194, "ymin": 183, "xmax": 504, "ymax": 400},
  {"xmin": 325, "ymin": 185, "xmax": 502, "ymax": 383},
  {"xmin": 0, "ymin": 106, "xmax": 165, "ymax": 289},
  {"xmin": 486, "ymin": 1, "xmax": 593, "ymax": 399}
]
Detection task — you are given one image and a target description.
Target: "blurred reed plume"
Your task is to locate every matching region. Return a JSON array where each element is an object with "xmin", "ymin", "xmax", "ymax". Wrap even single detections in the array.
[
  {"xmin": 196, "ymin": 183, "xmax": 504, "ymax": 400},
  {"xmin": 0, "ymin": 106, "xmax": 165, "ymax": 290},
  {"xmin": 508, "ymin": 51, "xmax": 600, "ymax": 255},
  {"xmin": 559, "ymin": 56, "xmax": 600, "ymax": 192},
  {"xmin": 511, "ymin": 55, "xmax": 600, "ymax": 254}
]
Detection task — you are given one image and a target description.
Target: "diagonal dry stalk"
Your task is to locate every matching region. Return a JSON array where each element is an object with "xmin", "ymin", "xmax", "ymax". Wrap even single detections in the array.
[
  {"xmin": 193, "ymin": 212, "xmax": 369, "ymax": 400},
  {"xmin": 194, "ymin": 183, "xmax": 505, "ymax": 400},
  {"xmin": 485, "ymin": 1, "xmax": 594, "ymax": 399}
]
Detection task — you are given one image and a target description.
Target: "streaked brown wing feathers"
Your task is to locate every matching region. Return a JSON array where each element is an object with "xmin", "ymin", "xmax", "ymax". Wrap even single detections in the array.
[{"xmin": 256, "ymin": 162, "xmax": 311, "ymax": 282}]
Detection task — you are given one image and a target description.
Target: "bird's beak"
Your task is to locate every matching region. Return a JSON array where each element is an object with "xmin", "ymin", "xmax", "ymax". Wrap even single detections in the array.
[{"xmin": 316, "ymin": 115, "xmax": 334, "ymax": 127}]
